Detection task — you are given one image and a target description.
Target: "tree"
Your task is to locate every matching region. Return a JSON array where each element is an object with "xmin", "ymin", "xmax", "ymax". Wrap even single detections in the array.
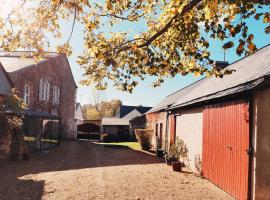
[
  {"xmin": 1, "ymin": 0, "xmax": 270, "ymax": 92},
  {"xmin": 82, "ymin": 99, "xmax": 122, "ymax": 120}
]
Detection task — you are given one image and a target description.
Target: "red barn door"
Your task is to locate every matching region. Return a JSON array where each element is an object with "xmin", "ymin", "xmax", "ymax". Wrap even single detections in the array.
[{"xmin": 202, "ymin": 100, "xmax": 250, "ymax": 200}]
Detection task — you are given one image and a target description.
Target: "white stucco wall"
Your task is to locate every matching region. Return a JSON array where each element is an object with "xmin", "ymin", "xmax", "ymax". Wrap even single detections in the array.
[{"xmin": 175, "ymin": 107, "xmax": 203, "ymax": 174}]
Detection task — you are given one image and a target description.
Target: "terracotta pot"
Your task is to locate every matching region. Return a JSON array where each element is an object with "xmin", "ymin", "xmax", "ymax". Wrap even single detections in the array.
[{"xmin": 172, "ymin": 161, "xmax": 182, "ymax": 172}]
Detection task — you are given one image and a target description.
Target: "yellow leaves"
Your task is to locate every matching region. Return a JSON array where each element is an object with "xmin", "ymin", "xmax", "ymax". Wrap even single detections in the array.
[
  {"xmin": 56, "ymin": 43, "xmax": 72, "ymax": 56},
  {"xmin": 204, "ymin": 0, "xmax": 218, "ymax": 20},
  {"xmin": 0, "ymin": 18, "xmax": 4, "ymax": 29},
  {"xmin": 0, "ymin": 0, "xmax": 268, "ymax": 92},
  {"xmin": 263, "ymin": 13, "xmax": 270, "ymax": 23},
  {"xmin": 247, "ymin": 43, "xmax": 256, "ymax": 51}
]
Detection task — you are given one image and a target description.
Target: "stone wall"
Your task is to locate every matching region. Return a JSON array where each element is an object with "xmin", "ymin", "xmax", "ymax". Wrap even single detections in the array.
[
  {"xmin": 146, "ymin": 111, "xmax": 167, "ymax": 149},
  {"xmin": 0, "ymin": 115, "xmax": 27, "ymax": 160}
]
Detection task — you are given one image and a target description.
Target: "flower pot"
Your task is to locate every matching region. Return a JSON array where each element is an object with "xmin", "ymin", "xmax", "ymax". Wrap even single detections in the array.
[
  {"xmin": 157, "ymin": 149, "xmax": 164, "ymax": 157},
  {"xmin": 165, "ymin": 156, "xmax": 177, "ymax": 165},
  {"xmin": 172, "ymin": 161, "xmax": 182, "ymax": 172}
]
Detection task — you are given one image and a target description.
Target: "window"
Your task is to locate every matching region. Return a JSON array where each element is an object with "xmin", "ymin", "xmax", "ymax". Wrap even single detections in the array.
[
  {"xmin": 45, "ymin": 80, "xmax": 50, "ymax": 101},
  {"xmin": 39, "ymin": 78, "xmax": 44, "ymax": 100},
  {"xmin": 53, "ymin": 86, "xmax": 60, "ymax": 104},
  {"xmin": 39, "ymin": 78, "xmax": 50, "ymax": 101},
  {"xmin": 24, "ymin": 84, "xmax": 30, "ymax": 105}
]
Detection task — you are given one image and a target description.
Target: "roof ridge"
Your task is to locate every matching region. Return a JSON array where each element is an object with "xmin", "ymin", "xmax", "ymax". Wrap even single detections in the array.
[{"xmin": 165, "ymin": 43, "xmax": 270, "ymax": 99}]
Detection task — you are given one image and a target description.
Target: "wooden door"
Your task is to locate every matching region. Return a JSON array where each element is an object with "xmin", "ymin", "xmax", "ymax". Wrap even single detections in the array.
[{"xmin": 202, "ymin": 100, "xmax": 250, "ymax": 200}]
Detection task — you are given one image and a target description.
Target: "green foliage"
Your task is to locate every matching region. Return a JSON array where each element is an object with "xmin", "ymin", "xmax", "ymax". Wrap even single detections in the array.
[
  {"xmin": 98, "ymin": 142, "xmax": 140, "ymax": 151},
  {"xmin": 0, "ymin": 89, "xmax": 25, "ymax": 131},
  {"xmin": 101, "ymin": 133, "xmax": 111, "ymax": 143},
  {"xmin": 0, "ymin": 90, "xmax": 29, "ymax": 160},
  {"xmin": 135, "ymin": 129, "xmax": 153, "ymax": 151},
  {"xmin": 168, "ymin": 137, "xmax": 188, "ymax": 161}
]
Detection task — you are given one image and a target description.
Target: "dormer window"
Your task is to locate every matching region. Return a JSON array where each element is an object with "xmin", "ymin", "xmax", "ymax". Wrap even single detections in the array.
[
  {"xmin": 24, "ymin": 84, "xmax": 30, "ymax": 105},
  {"xmin": 39, "ymin": 78, "xmax": 50, "ymax": 101}
]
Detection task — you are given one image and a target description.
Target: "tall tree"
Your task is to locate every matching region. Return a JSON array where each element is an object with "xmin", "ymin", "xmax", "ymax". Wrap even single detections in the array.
[
  {"xmin": 82, "ymin": 99, "xmax": 122, "ymax": 120},
  {"xmin": 1, "ymin": 0, "xmax": 270, "ymax": 91}
]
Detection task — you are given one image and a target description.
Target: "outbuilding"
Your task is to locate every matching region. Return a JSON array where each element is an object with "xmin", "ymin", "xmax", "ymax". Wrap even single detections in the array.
[{"xmin": 148, "ymin": 44, "xmax": 270, "ymax": 200}]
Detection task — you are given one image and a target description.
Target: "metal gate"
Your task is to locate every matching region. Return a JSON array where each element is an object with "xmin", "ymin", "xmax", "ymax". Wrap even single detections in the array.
[{"xmin": 202, "ymin": 100, "xmax": 250, "ymax": 200}]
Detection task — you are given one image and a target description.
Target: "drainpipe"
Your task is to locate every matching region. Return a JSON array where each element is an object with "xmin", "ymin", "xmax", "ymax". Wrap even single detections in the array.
[{"xmin": 164, "ymin": 108, "xmax": 171, "ymax": 154}]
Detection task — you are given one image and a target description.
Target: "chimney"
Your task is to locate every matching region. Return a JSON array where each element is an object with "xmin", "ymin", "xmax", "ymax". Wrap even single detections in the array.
[{"xmin": 215, "ymin": 61, "xmax": 229, "ymax": 70}]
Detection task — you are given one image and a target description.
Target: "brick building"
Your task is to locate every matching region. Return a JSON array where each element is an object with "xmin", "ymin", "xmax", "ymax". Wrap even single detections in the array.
[{"xmin": 0, "ymin": 52, "xmax": 77, "ymax": 139}]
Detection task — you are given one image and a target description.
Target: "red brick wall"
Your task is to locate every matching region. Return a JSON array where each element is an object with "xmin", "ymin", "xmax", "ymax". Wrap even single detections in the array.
[
  {"xmin": 146, "ymin": 112, "xmax": 167, "ymax": 149},
  {"xmin": 8, "ymin": 55, "xmax": 77, "ymax": 139}
]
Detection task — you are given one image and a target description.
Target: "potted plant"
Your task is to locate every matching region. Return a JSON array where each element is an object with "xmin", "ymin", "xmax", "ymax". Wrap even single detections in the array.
[
  {"xmin": 169, "ymin": 137, "xmax": 188, "ymax": 172},
  {"xmin": 157, "ymin": 149, "xmax": 164, "ymax": 157},
  {"xmin": 165, "ymin": 145, "xmax": 178, "ymax": 165}
]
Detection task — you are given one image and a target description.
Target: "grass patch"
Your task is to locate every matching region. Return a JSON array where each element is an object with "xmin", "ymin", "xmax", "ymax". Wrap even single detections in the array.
[
  {"xmin": 24, "ymin": 136, "xmax": 58, "ymax": 143},
  {"xmin": 98, "ymin": 142, "xmax": 140, "ymax": 151}
]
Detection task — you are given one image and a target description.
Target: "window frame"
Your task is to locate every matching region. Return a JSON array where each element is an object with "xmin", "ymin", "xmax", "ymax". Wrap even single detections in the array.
[
  {"xmin": 24, "ymin": 84, "xmax": 30, "ymax": 105},
  {"xmin": 53, "ymin": 86, "xmax": 60, "ymax": 105}
]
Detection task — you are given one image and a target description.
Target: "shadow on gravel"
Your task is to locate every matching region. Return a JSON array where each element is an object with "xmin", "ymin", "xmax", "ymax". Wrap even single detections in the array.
[{"xmin": 0, "ymin": 140, "xmax": 163, "ymax": 200}]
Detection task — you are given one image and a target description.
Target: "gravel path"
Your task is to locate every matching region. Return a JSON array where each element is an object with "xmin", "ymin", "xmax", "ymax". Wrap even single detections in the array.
[{"xmin": 0, "ymin": 141, "xmax": 233, "ymax": 200}]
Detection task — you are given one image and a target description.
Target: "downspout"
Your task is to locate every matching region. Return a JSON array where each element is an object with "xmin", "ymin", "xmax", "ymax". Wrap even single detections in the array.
[{"xmin": 164, "ymin": 107, "xmax": 171, "ymax": 153}]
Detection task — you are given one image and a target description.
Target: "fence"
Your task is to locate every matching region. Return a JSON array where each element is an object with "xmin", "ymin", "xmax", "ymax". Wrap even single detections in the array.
[{"xmin": 23, "ymin": 117, "xmax": 60, "ymax": 152}]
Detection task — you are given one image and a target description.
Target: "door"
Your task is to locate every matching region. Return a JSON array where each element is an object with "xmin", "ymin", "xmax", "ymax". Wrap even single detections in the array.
[
  {"xmin": 202, "ymin": 100, "xmax": 250, "ymax": 200},
  {"xmin": 159, "ymin": 123, "xmax": 163, "ymax": 148},
  {"xmin": 170, "ymin": 115, "xmax": 176, "ymax": 145}
]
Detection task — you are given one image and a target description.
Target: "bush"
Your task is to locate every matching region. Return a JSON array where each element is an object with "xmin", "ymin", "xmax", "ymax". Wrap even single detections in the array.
[
  {"xmin": 168, "ymin": 137, "xmax": 188, "ymax": 161},
  {"xmin": 101, "ymin": 133, "xmax": 111, "ymax": 143},
  {"xmin": 135, "ymin": 129, "xmax": 153, "ymax": 151}
]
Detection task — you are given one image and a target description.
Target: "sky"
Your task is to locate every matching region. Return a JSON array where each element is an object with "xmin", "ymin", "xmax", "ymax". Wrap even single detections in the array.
[{"xmin": 4, "ymin": 1, "xmax": 269, "ymax": 107}]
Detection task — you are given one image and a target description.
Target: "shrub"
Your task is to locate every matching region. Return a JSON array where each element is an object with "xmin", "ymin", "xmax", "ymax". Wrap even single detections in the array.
[
  {"xmin": 101, "ymin": 133, "xmax": 111, "ymax": 143},
  {"xmin": 168, "ymin": 137, "xmax": 188, "ymax": 161},
  {"xmin": 135, "ymin": 129, "xmax": 153, "ymax": 151}
]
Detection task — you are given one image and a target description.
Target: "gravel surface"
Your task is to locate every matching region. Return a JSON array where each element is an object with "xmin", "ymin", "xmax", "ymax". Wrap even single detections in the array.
[{"xmin": 0, "ymin": 141, "xmax": 233, "ymax": 200}]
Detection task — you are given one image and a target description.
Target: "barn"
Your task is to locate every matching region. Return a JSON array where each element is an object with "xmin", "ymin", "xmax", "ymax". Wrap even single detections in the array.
[{"xmin": 147, "ymin": 44, "xmax": 270, "ymax": 200}]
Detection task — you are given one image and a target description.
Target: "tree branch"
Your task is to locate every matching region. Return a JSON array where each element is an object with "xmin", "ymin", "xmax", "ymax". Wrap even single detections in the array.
[
  {"xmin": 67, "ymin": 6, "xmax": 77, "ymax": 43},
  {"xmin": 117, "ymin": 0, "xmax": 203, "ymax": 52}
]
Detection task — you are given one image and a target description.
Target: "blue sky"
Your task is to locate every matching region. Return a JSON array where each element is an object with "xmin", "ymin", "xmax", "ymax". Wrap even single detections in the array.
[{"xmin": 57, "ymin": 9, "xmax": 270, "ymax": 107}]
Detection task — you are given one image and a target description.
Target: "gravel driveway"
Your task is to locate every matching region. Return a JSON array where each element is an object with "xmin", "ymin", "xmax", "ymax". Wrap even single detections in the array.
[{"xmin": 0, "ymin": 141, "xmax": 233, "ymax": 200}]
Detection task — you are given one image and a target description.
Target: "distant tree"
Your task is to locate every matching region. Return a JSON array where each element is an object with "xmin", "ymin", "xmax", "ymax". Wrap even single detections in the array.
[
  {"xmin": 82, "ymin": 99, "xmax": 122, "ymax": 120},
  {"xmin": 1, "ymin": 1, "xmax": 270, "ymax": 91}
]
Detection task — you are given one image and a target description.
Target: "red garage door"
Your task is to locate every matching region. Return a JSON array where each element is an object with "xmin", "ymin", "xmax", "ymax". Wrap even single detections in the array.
[{"xmin": 202, "ymin": 100, "xmax": 250, "ymax": 200}]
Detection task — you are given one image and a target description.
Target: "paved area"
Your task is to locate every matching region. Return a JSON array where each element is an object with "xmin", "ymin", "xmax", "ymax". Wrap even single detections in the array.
[{"xmin": 0, "ymin": 141, "xmax": 233, "ymax": 200}]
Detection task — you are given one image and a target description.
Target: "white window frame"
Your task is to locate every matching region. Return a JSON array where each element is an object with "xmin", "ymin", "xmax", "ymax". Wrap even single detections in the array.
[
  {"xmin": 39, "ymin": 78, "xmax": 50, "ymax": 101},
  {"xmin": 24, "ymin": 84, "xmax": 30, "ymax": 105},
  {"xmin": 45, "ymin": 80, "xmax": 50, "ymax": 101},
  {"xmin": 53, "ymin": 86, "xmax": 60, "ymax": 104},
  {"xmin": 39, "ymin": 78, "xmax": 45, "ymax": 101}
]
